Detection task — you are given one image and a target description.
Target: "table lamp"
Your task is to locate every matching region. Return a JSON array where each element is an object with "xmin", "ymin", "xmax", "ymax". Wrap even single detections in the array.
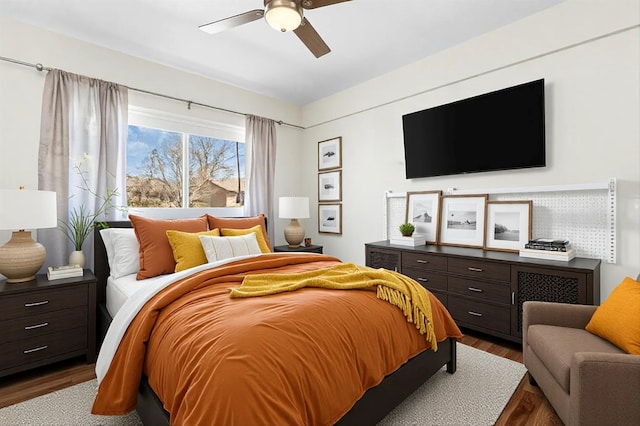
[
  {"xmin": 279, "ymin": 196, "xmax": 310, "ymax": 248},
  {"xmin": 0, "ymin": 188, "xmax": 57, "ymax": 283}
]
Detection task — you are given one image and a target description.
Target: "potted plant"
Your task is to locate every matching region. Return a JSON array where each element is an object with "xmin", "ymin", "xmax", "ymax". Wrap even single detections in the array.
[
  {"xmin": 399, "ymin": 223, "xmax": 415, "ymax": 237},
  {"xmin": 58, "ymin": 157, "xmax": 122, "ymax": 266}
]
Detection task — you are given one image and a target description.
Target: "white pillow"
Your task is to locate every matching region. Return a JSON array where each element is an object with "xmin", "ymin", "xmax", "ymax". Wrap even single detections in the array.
[
  {"xmin": 200, "ymin": 233, "xmax": 262, "ymax": 262},
  {"xmin": 100, "ymin": 228, "xmax": 140, "ymax": 279}
]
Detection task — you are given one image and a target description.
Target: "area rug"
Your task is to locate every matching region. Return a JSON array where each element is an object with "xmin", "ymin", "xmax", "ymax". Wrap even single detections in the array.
[{"xmin": 0, "ymin": 344, "xmax": 525, "ymax": 426}]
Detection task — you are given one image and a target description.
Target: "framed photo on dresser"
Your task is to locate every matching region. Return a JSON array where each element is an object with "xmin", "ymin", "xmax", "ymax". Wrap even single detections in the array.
[
  {"xmin": 405, "ymin": 190, "xmax": 442, "ymax": 244},
  {"xmin": 439, "ymin": 194, "xmax": 488, "ymax": 248},
  {"xmin": 484, "ymin": 200, "xmax": 532, "ymax": 253}
]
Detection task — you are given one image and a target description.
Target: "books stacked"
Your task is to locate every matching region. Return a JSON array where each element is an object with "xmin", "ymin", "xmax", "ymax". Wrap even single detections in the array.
[
  {"xmin": 47, "ymin": 264, "xmax": 83, "ymax": 280},
  {"xmin": 525, "ymin": 238, "xmax": 571, "ymax": 251},
  {"xmin": 390, "ymin": 234, "xmax": 428, "ymax": 247},
  {"xmin": 520, "ymin": 238, "xmax": 575, "ymax": 261}
]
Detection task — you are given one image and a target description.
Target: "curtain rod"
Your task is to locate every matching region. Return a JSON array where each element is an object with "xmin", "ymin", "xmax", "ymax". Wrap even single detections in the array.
[{"xmin": 0, "ymin": 55, "xmax": 305, "ymax": 130}]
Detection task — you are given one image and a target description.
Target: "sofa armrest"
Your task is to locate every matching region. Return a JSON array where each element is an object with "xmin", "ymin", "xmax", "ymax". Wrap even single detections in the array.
[
  {"xmin": 523, "ymin": 301, "xmax": 596, "ymax": 330},
  {"xmin": 570, "ymin": 352, "xmax": 640, "ymax": 426}
]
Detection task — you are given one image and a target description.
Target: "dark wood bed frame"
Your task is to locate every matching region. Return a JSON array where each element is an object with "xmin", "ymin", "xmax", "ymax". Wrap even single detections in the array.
[{"xmin": 94, "ymin": 221, "xmax": 457, "ymax": 426}]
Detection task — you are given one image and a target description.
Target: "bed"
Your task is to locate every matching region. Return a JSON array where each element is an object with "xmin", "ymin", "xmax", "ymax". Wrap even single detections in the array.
[{"xmin": 91, "ymin": 218, "xmax": 461, "ymax": 425}]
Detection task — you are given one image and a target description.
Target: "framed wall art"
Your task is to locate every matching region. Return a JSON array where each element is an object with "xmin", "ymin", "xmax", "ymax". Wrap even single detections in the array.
[
  {"xmin": 318, "ymin": 204, "xmax": 342, "ymax": 234},
  {"xmin": 318, "ymin": 137, "xmax": 342, "ymax": 170},
  {"xmin": 484, "ymin": 200, "xmax": 532, "ymax": 253},
  {"xmin": 318, "ymin": 170, "xmax": 342, "ymax": 202},
  {"xmin": 405, "ymin": 190, "xmax": 442, "ymax": 244},
  {"xmin": 439, "ymin": 194, "xmax": 488, "ymax": 248}
]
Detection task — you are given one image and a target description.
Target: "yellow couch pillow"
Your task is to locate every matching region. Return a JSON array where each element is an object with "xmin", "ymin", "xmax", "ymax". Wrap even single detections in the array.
[
  {"xmin": 221, "ymin": 225, "xmax": 271, "ymax": 253},
  {"xmin": 166, "ymin": 229, "xmax": 220, "ymax": 272},
  {"xmin": 585, "ymin": 276, "xmax": 640, "ymax": 355}
]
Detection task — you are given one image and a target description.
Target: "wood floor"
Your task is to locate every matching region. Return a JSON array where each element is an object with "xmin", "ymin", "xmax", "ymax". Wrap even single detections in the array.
[{"xmin": 0, "ymin": 328, "xmax": 563, "ymax": 425}]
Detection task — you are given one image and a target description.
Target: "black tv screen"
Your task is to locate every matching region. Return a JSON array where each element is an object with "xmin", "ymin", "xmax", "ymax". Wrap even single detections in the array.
[{"xmin": 402, "ymin": 79, "xmax": 545, "ymax": 179}]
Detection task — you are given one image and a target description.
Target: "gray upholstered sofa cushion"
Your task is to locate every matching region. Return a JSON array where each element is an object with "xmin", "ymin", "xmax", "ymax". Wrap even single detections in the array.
[{"xmin": 528, "ymin": 324, "xmax": 625, "ymax": 393}]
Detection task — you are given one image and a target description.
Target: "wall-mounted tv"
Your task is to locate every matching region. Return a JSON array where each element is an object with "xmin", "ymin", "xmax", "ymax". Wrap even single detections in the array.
[{"xmin": 402, "ymin": 79, "xmax": 546, "ymax": 179}]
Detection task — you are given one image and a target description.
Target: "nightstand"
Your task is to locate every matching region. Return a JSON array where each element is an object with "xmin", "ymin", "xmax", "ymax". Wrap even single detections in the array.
[
  {"xmin": 0, "ymin": 270, "xmax": 97, "ymax": 378},
  {"xmin": 274, "ymin": 245, "xmax": 323, "ymax": 254}
]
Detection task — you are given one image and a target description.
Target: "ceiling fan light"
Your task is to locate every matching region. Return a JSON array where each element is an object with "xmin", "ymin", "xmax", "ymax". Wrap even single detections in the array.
[{"xmin": 264, "ymin": 0, "xmax": 303, "ymax": 32}]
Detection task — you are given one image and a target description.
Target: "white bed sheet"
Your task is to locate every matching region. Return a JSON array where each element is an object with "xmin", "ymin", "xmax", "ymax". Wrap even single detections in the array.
[{"xmin": 106, "ymin": 274, "xmax": 165, "ymax": 318}]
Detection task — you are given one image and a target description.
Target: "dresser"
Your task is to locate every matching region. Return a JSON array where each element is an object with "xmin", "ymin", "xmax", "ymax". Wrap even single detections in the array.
[
  {"xmin": 0, "ymin": 270, "xmax": 97, "ymax": 378},
  {"xmin": 365, "ymin": 241, "xmax": 601, "ymax": 343}
]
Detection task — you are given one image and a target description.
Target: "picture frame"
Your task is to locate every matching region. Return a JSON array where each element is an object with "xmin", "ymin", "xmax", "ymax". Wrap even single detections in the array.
[
  {"xmin": 439, "ymin": 194, "xmax": 488, "ymax": 248},
  {"xmin": 484, "ymin": 200, "xmax": 533, "ymax": 253},
  {"xmin": 405, "ymin": 190, "xmax": 442, "ymax": 244},
  {"xmin": 318, "ymin": 204, "xmax": 342, "ymax": 234},
  {"xmin": 318, "ymin": 170, "xmax": 342, "ymax": 202},
  {"xmin": 318, "ymin": 137, "xmax": 342, "ymax": 170}
]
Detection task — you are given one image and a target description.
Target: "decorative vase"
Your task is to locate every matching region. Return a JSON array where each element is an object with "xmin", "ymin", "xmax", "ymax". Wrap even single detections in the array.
[{"xmin": 69, "ymin": 250, "xmax": 85, "ymax": 268}]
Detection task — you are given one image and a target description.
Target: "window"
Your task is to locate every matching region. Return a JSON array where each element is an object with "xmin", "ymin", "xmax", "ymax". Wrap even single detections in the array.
[{"xmin": 126, "ymin": 108, "xmax": 244, "ymax": 209}]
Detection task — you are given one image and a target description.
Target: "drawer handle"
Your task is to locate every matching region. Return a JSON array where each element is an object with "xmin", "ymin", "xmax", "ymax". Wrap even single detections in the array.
[
  {"xmin": 24, "ymin": 300, "xmax": 49, "ymax": 307},
  {"xmin": 416, "ymin": 259, "xmax": 429, "ymax": 264},
  {"xmin": 24, "ymin": 345, "xmax": 48, "ymax": 354},
  {"xmin": 467, "ymin": 267, "xmax": 483, "ymax": 272},
  {"xmin": 417, "ymin": 278, "xmax": 429, "ymax": 283},
  {"xmin": 467, "ymin": 287, "xmax": 483, "ymax": 293},
  {"xmin": 467, "ymin": 311, "xmax": 483, "ymax": 317},
  {"xmin": 24, "ymin": 322, "xmax": 49, "ymax": 330}
]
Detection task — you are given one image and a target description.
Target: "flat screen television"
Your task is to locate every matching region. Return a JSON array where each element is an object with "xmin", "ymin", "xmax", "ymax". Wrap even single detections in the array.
[{"xmin": 402, "ymin": 79, "xmax": 546, "ymax": 179}]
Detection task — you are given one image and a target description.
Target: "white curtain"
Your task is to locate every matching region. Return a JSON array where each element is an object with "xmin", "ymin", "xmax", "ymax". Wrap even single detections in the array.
[
  {"xmin": 244, "ymin": 115, "xmax": 277, "ymax": 244},
  {"xmin": 38, "ymin": 69, "xmax": 128, "ymax": 269}
]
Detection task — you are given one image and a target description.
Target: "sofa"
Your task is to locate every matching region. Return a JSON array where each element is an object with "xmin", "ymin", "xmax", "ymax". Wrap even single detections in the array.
[{"xmin": 522, "ymin": 275, "xmax": 640, "ymax": 426}]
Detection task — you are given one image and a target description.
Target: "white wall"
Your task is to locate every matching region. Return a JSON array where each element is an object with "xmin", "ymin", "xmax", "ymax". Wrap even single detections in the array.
[
  {"xmin": 1, "ymin": 1, "xmax": 638, "ymax": 301},
  {"xmin": 0, "ymin": 15, "xmax": 304, "ymax": 255},
  {"xmin": 301, "ymin": 0, "xmax": 640, "ymax": 301}
]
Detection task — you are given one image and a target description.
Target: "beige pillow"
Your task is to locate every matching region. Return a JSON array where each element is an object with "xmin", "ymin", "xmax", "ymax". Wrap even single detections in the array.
[{"xmin": 199, "ymin": 233, "xmax": 262, "ymax": 263}]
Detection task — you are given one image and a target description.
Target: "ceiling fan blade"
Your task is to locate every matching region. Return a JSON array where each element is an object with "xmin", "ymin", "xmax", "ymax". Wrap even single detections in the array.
[
  {"xmin": 199, "ymin": 9, "xmax": 264, "ymax": 34},
  {"xmin": 293, "ymin": 18, "xmax": 330, "ymax": 58},
  {"xmin": 301, "ymin": 0, "xmax": 351, "ymax": 10}
]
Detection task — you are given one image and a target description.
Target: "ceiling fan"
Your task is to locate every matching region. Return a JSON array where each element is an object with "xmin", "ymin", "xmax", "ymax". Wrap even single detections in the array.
[{"xmin": 199, "ymin": 0, "xmax": 351, "ymax": 58}]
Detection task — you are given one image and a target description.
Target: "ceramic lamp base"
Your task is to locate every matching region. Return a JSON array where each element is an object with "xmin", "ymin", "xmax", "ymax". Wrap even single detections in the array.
[
  {"xmin": 284, "ymin": 219, "xmax": 305, "ymax": 248},
  {"xmin": 0, "ymin": 230, "xmax": 46, "ymax": 283}
]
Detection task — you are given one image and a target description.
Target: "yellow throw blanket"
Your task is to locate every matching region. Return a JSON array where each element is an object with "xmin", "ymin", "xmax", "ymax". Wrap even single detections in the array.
[{"xmin": 231, "ymin": 263, "xmax": 438, "ymax": 351}]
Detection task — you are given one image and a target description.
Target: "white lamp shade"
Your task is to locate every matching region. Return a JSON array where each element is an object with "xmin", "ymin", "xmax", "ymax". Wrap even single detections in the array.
[
  {"xmin": 0, "ymin": 189, "xmax": 57, "ymax": 230},
  {"xmin": 279, "ymin": 196, "xmax": 309, "ymax": 219},
  {"xmin": 265, "ymin": 0, "xmax": 303, "ymax": 32}
]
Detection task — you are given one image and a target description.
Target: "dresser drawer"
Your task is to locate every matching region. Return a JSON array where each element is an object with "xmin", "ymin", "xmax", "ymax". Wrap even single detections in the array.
[
  {"xmin": 448, "ymin": 276, "xmax": 511, "ymax": 304},
  {"xmin": 448, "ymin": 258, "xmax": 510, "ymax": 282},
  {"xmin": 1, "ymin": 307, "xmax": 87, "ymax": 345},
  {"xmin": 448, "ymin": 296, "xmax": 511, "ymax": 335},
  {"xmin": 0, "ymin": 285, "xmax": 87, "ymax": 321},
  {"xmin": 0, "ymin": 327, "xmax": 88, "ymax": 371},
  {"xmin": 402, "ymin": 252, "xmax": 447, "ymax": 272},
  {"xmin": 402, "ymin": 268, "xmax": 448, "ymax": 292}
]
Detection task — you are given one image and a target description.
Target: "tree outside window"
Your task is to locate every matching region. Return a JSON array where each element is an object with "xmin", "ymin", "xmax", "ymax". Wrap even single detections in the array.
[{"xmin": 126, "ymin": 125, "xmax": 244, "ymax": 208}]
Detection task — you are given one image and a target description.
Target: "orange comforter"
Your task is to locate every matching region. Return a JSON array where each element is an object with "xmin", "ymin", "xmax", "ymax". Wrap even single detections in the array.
[{"xmin": 93, "ymin": 254, "xmax": 461, "ymax": 425}]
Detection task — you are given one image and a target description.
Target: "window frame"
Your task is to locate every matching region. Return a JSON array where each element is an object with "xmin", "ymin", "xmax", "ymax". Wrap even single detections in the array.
[{"xmin": 127, "ymin": 106, "xmax": 245, "ymax": 216}]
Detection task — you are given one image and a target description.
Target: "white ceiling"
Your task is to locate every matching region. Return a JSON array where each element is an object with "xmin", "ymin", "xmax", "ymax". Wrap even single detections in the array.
[{"xmin": 0, "ymin": 0, "xmax": 564, "ymax": 105}]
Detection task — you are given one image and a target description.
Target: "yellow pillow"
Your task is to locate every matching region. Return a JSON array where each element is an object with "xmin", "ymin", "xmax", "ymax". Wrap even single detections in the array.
[
  {"xmin": 166, "ymin": 229, "xmax": 220, "ymax": 272},
  {"xmin": 585, "ymin": 276, "xmax": 640, "ymax": 355},
  {"xmin": 221, "ymin": 225, "xmax": 271, "ymax": 253}
]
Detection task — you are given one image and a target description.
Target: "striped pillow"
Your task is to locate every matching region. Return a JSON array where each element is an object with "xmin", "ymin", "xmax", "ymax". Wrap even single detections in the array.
[{"xmin": 199, "ymin": 233, "xmax": 262, "ymax": 262}]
